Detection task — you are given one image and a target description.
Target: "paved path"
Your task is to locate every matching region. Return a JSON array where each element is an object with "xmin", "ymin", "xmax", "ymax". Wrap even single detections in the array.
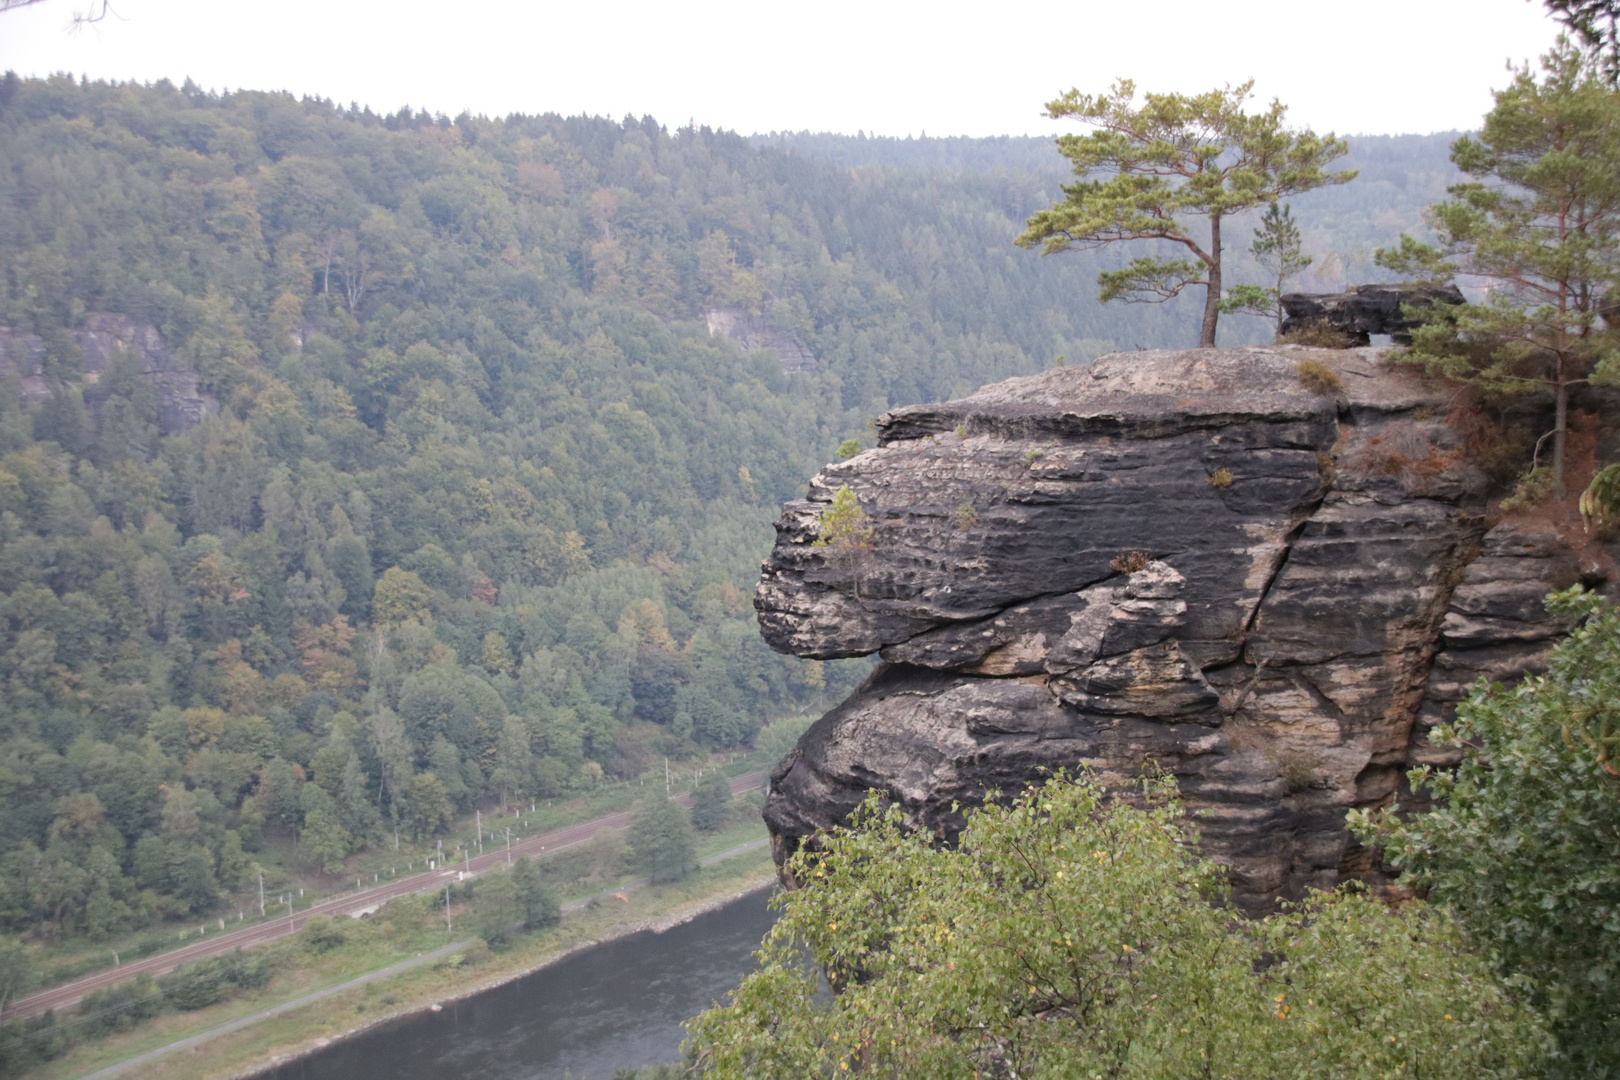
[
  {"xmin": 6, "ymin": 771, "xmax": 768, "ymax": 1022},
  {"xmin": 75, "ymin": 837, "xmax": 773, "ymax": 1080}
]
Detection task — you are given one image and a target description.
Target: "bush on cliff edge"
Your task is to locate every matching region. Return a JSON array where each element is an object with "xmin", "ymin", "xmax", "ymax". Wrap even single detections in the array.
[
  {"xmin": 1354, "ymin": 585, "xmax": 1620, "ymax": 1079},
  {"xmin": 689, "ymin": 774, "xmax": 1546, "ymax": 1079}
]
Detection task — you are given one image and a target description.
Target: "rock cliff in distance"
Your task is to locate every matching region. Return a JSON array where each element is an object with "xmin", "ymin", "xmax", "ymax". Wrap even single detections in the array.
[
  {"xmin": 0, "ymin": 313, "xmax": 219, "ymax": 434},
  {"xmin": 755, "ymin": 347, "xmax": 1585, "ymax": 908}
]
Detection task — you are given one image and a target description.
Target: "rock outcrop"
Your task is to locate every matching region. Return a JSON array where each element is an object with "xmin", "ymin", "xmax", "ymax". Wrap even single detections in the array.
[
  {"xmin": 1280, "ymin": 284, "xmax": 1465, "ymax": 345},
  {"xmin": 0, "ymin": 313, "xmax": 219, "ymax": 434},
  {"xmin": 756, "ymin": 346, "xmax": 1580, "ymax": 908},
  {"xmin": 705, "ymin": 306, "xmax": 818, "ymax": 373}
]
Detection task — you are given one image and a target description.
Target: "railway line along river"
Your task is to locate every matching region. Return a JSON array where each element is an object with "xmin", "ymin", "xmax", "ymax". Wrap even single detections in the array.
[{"xmin": 259, "ymin": 885, "xmax": 777, "ymax": 1080}]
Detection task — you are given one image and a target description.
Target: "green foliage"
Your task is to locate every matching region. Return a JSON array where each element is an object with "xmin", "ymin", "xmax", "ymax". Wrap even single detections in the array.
[
  {"xmin": 1501, "ymin": 465, "xmax": 1559, "ymax": 512},
  {"xmin": 1219, "ymin": 201, "xmax": 1313, "ymax": 334},
  {"xmin": 1017, "ymin": 80, "xmax": 1354, "ymax": 346},
  {"xmin": 811, "ymin": 485, "xmax": 875, "ymax": 598},
  {"xmin": 1378, "ymin": 39, "xmax": 1620, "ymax": 490},
  {"xmin": 1578, "ymin": 460, "xmax": 1620, "ymax": 532},
  {"xmin": 511, "ymin": 855, "xmax": 559, "ymax": 929},
  {"xmin": 626, "ymin": 794, "xmax": 695, "ymax": 883},
  {"xmin": 0, "ymin": 76, "xmax": 1143, "ymax": 948},
  {"xmin": 473, "ymin": 863, "xmax": 521, "ymax": 948},
  {"xmin": 297, "ymin": 915, "xmax": 348, "ymax": 953},
  {"xmin": 689, "ymin": 770, "xmax": 731, "ymax": 832},
  {"xmin": 75, "ymin": 973, "xmax": 162, "ymax": 1035},
  {"xmin": 157, "ymin": 957, "xmax": 225, "ymax": 1011},
  {"xmin": 1352, "ymin": 586, "xmax": 1620, "ymax": 1077},
  {"xmin": 1545, "ymin": 1, "xmax": 1620, "ymax": 82},
  {"xmin": 834, "ymin": 438, "xmax": 861, "ymax": 460},
  {"xmin": 0, "ymin": 943, "xmax": 29, "ymax": 1014},
  {"xmin": 689, "ymin": 774, "xmax": 1545, "ymax": 1079}
]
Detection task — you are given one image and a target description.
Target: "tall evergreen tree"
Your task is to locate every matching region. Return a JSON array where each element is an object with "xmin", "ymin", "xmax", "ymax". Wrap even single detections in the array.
[{"xmin": 1377, "ymin": 38, "xmax": 1620, "ymax": 492}]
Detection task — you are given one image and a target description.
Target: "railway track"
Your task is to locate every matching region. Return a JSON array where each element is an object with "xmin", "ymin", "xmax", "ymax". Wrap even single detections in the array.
[{"xmin": 2, "ymin": 770, "xmax": 769, "ymax": 1021}]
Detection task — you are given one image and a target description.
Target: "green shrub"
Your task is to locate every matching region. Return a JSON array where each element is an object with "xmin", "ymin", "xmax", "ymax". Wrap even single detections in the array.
[
  {"xmin": 219, "ymin": 947, "xmax": 274, "ymax": 990},
  {"xmin": 297, "ymin": 915, "xmax": 348, "ymax": 953},
  {"xmin": 1353, "ymin": 587, "xmax": 1620, "ymax": 1077},
  {"xmin": 691, "ymin": 774, "xmax": 1548, "ymax": 1079},
  {"xmin": 76, "ymin": 974, "xmax": 161, "ymax": 1035},
  {"xmin": 159, "ymin": 958, "xmax": 224, "ymax": 1011},
  {"xmin": 690, "ymin": 771, "xmax": 732, "ymax": 832},
  {"xmin": 1500, "ymin": 465, "xmax": 1556, "ymax": 513}
]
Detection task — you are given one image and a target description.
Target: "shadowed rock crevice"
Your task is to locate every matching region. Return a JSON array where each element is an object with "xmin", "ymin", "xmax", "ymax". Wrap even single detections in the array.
[{"xmin": 756, "ymin": 347, "xmax": 1582, "ymax": 909}]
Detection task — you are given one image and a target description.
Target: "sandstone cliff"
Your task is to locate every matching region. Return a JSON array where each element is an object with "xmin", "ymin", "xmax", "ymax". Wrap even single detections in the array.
[
  {"xmin": 755, "ymin": 347, "xmax": 1584, "ymax": 908},
  {"xmin": 0, "ymin": 313, "xmax": 219, "ymax": 434}
]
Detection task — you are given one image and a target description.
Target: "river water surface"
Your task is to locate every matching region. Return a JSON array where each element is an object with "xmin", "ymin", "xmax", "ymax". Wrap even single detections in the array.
[{"xmin": 264, "ymin": 886, "xmax": 778, "ymax": 1080}]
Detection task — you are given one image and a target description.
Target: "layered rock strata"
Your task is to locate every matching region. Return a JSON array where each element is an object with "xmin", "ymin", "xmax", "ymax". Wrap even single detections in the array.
[{"xmin": 756, "ymin": 347, "xmax": 1579, "ymax": 908}]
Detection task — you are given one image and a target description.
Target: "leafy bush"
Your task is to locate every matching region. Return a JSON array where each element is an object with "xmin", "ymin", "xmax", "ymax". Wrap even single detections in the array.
[
  {"xmin": 1501, "ymin": 465, "xmax": 1557, "ymax": 513},
  {"xmin": 219, "ymin": 947, "xmax": 275, "ymax": 991},
  {"xmin": 76, "ymin": 974, "xmax": 161, "ymax": 1034},
  {"xmin": 158, "ymin": 958, "xmax": 224, "ymax": 1011},
  {"xmin": 689, "ymin": 774, "xmax": 1547, "ymax": 1080},
  {"xmin": 1353, "ymin": 586, "xmax": 1620, "ymax": 1077},
  {"xmin": 297, "ymin": 916, "xmax": 348, "ymax": 953},
  {"xmin": 689, "ymin": 771, "xmax": 732, "ymax": 832},
  {"xmin": 627, "ymin": 795, "xmax": 696, "ymax": 883}
]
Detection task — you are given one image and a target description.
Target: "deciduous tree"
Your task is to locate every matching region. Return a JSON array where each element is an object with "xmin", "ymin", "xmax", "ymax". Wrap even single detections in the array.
[
  {"xmin": 627, "ymin": 794, "xmax": 695, "ymax": 883},
  {"xmin": 1352, "ymin": 586, "xmax": 1620, "ymax": 1077},
  {"xmin": 691, "ymin": 774, "xmax": 1546, "ymax": 1080}
]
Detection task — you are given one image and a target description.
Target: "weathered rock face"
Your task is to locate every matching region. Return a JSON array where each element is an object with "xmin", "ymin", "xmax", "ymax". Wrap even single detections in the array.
[
  {"xmin": 757, "ymin": 347, "xmax": 1580, "ymax": 908},
  {"xmin": 0, "ymin": 313, "xmax": 219, "ymax": 434},
  {"xmin": 1280, "ymin": 284, "xmax": 1465, "ymax": 345},
  {"xmin": 705, "ymin": 306, "xmax": 818, "ymax": 373}
]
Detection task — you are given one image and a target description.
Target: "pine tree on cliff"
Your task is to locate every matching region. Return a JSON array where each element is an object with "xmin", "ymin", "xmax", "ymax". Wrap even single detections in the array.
[
  {"xmin": 1376, "ymin": 37, "xmax": 1620, "ymax": 494},
  {"xmin": 1017, "ymin": 80, "xmax": 1356, "ymax": 348},
  {"xmin": 1546, "ymin": 0, "xmax": 1620, "ymax": 82}
]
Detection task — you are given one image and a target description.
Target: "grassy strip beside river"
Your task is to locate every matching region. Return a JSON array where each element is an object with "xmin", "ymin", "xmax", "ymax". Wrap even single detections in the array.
[{"xmin": 24, "ymin": 828, "xmax": 777, "ymax": 1080}]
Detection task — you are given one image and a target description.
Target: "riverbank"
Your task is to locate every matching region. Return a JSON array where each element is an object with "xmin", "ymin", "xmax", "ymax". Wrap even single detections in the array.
[{"xmin": 29, "ymin": 840, "xmax": 778, "ymax": 1080}]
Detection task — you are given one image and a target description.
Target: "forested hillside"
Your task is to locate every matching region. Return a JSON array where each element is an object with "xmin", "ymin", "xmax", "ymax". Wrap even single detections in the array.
[
  {"xmin": 760, "ymin": 130, "xmax": 1463, "ymax": 294},
  {"xmin": 0, "ymin": 71, "xmax": 1452, "ymax": 942}
]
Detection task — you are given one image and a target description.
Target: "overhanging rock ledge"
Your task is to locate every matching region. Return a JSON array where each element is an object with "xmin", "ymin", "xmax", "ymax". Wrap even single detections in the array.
[{"xmin": 754, "ymin": 346, "xmax": 1578, "ymax": 908}]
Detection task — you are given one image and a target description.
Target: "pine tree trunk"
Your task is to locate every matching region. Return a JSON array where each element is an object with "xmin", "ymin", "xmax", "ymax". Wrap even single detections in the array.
[
  {"xmin": 1554, "ymin": 370, "xmax": 1569, "ymax": 497},
  {"xmin": 1200, "ymin": 215, "xmax": 1223, "ymax": 348}
]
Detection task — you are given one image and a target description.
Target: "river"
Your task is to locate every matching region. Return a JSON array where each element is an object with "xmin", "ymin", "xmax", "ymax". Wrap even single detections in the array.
[{"xmin": 262, "ymin": 886, "xmax": 778, "ymax": 1080}]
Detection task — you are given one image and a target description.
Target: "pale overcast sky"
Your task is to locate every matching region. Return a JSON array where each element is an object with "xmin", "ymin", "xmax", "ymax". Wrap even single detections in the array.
[{"xmin": 0, "ymin": 0, "xmax": 1564, "ymax": 138}]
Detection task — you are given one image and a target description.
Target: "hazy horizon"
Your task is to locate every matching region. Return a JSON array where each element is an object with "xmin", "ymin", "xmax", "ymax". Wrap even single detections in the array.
[{"xmin": 0, "ymin": 0, "xmax": 1559, "ymax": 141}]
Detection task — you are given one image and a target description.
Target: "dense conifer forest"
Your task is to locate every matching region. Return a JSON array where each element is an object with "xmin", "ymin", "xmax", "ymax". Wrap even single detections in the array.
[{"xmin": 0, "ymin": 71, "xmax": 1452, "ymax": 943}]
